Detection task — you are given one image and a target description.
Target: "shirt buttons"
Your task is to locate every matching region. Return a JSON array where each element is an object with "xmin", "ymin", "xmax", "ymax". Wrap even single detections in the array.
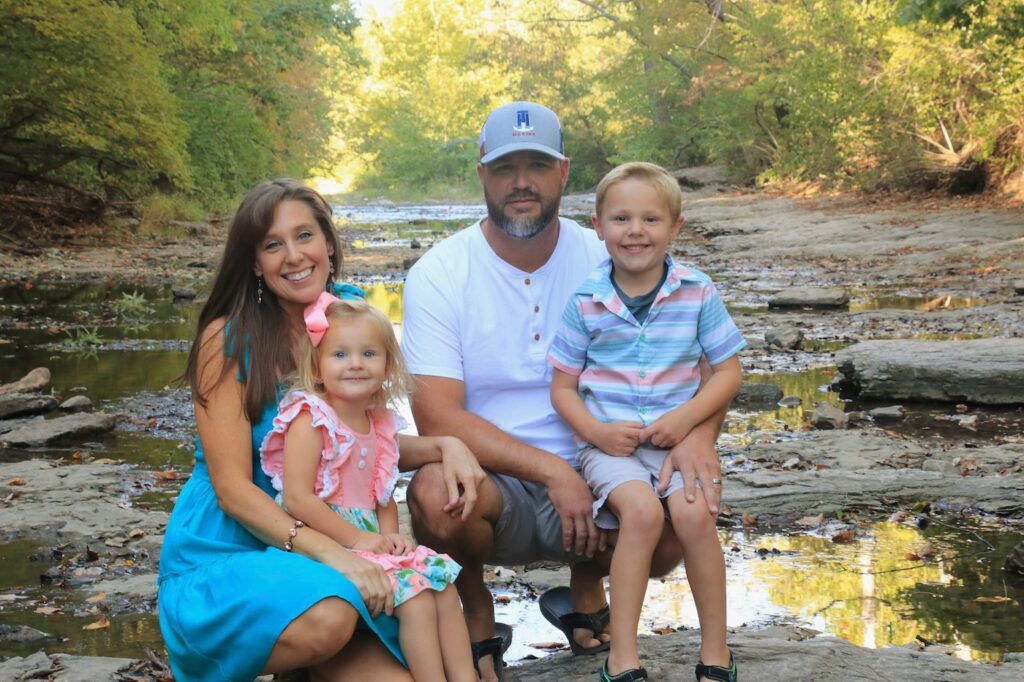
[
  {"xmin": 524, "ymin": 277, "xmax": 531, "ymax": 285},
  {"xmin": 640, "ymin": 333, "xmax": 647, "ymax": 341},
  {"xmin": 534, "ymin": 334, "xmax": 541, "ymax": 341},
  {"xmin": 639, "ymin": 371, "xmax": 646, "ymax": 378},
  {"xmin": 360, "ymin": 447, "xmax": 368, "ymax": 457},
  {"xmin": 639, "ymin": 407, "xmax": 647, "ymax": 414},
  {"xmin": 534, "ymin": 305, "xmax": 540, "ymax": 313},
  {"xmin": 357, "ymin": 460, "xmax": 367, "ymax": 470}
]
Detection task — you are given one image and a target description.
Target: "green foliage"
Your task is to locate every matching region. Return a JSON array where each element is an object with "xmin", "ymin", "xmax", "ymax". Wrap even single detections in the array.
[
  {"xmin": 112, "ymin": 291, "xmax": 153, "ymax": 320},
  {"xmin": 1, "ymin": 0, "xmax": 358, "ymax": 224},
  {"xmin": 64, "ymin": 326, "xmax": 104, "ymax": 351}
]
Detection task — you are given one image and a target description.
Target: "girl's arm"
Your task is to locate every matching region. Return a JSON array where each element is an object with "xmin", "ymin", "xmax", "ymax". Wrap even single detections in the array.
[
  {"xmin": 376, "ymin": 498, "xmax": 416, "ymax": 555},
  {"xmin": 281, "ymin": 411, "xmax": 392, "ymax": 555},
  {"xmin": 551, "ymin": 368, "xmax": 643, "ymax": 456},
  {"xmin": 195, "ymin": 320, "xmax": 394, "ymax": 614},
  {"xmin": 640, "ymin": 355, "xmax": 742, "ymax": 448}
]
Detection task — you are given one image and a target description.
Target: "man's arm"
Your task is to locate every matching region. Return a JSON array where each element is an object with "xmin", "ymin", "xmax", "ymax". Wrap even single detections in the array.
[{"xmin": 411, "ymin": 374, "xmax": 603, "ymax": 557}]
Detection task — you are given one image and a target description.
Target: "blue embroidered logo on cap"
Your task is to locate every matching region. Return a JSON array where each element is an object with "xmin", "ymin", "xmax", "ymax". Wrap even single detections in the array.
[{"xmin": 514, "ymin": 110, "xmax": 534, "ymax": 132}]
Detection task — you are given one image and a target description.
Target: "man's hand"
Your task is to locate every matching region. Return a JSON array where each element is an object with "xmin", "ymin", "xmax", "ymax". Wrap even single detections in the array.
[
  {"xmin": 640, "ymin": 407, "xmax": 694, "ymax": 449},
  {"xmin": 657, "ymin": 433, "xmax": 722, "ymax": 515},
  {"xmin": 546, "ymin": 465, "xmax": 605, "ymax": 558},
  {"xmin": 589, "ymin": 420, "xmax": 643, "ymax": 456},
  {"xmin": 437, "ymin": 436, "xmax": 486, "ymax": 521}
]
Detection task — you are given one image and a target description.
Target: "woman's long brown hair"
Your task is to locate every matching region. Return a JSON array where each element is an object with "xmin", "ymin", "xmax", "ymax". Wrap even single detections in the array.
[{"xmin": 185, "ymin": 179, "xmax": 343, "ymax": 423}]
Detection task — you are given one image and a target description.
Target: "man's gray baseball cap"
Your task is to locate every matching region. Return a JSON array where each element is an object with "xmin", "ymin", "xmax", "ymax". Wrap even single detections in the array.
[{"xmin": 478, "ymin": 101, "xmax": 566, "ymax": 164}]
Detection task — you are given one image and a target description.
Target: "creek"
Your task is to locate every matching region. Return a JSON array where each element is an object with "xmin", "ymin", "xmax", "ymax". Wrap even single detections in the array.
[{"xmin": 1, "ymin": 207, "xmax": 1022, "ymax": 665}]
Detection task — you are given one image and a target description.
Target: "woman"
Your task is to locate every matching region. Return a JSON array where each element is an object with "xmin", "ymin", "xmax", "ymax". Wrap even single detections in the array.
[{"xmin": 157, "ymin": 179, "xmax": 484, "ymax": 681}]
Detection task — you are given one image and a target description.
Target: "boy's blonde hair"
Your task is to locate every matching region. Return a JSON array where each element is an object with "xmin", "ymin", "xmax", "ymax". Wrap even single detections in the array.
[
  {"xmin": 294, "ymin": 299, "xmax": 412, "ymax": 409},
  {"xmin": 594, "ymin": 162, "xmax": 683, "ymax": 221}
]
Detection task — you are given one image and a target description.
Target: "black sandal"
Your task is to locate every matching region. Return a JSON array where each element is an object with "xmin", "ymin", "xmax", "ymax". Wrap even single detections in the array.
[
  {"xmin": 471, "ymin": 622, "xmax": 512, "ymax": 681},
  {"xmin": 600, "ymin": 659, "xmax": 648, "ymax": 681},
  {"xmin": 695, "ymin": 653, "xmax": 737, "ymax": 682},
  {"xmin": 539, "ymin": 586, "xmax": 611, "ymax": 656}
]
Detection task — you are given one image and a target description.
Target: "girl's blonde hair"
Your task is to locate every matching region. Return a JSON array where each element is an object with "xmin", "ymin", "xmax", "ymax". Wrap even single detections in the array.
[{"xmin": 294, "ymin": 299, "xmax": 412, "ymax": 409}]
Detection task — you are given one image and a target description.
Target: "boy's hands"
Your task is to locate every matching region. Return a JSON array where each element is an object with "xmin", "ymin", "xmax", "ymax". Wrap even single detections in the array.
[
  {"xmin": 639, "ymin": 407, "xmax": 694, "ymax": 449},
  {"xmin": 382, "ymin": 533, "xmax": 416, "ymax": 555},
  {"xmin": 588, "ymin": 420, "xmax": 643, "ymax": 456}
]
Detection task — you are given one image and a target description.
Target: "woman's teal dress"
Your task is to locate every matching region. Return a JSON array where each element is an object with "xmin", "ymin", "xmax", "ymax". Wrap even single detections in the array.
[{"xmin": 157, "ymin": 287, "xmax": 403, "ymax": 681}]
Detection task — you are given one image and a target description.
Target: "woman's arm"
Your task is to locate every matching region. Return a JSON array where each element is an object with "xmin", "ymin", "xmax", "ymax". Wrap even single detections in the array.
[{"xmin": 195, "ymin": 320, "xmax": 394, "ymax": 613}]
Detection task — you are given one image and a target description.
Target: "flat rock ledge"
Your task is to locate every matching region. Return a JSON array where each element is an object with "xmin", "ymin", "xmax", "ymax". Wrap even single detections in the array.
[
  {"xmin": 0, "ymin": 651, "xmax": 136, "ymax": 682},
  {"xmin": 0, "ymin": 412, "xmax": 118, "ymax": 447},
  {"xmin": 768, "ymin": 286, "xmax": 849, "ymax": 309},
  {"xmin": 835, "ymin": 338, "xmax": 1024, "ymax": 404},
  {"xmin": 503, "ymin": 626, "xmax": 1023, "ymax": 681}
]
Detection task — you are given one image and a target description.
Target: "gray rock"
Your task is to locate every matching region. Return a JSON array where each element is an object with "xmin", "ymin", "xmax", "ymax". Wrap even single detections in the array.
[
  {"xmin": 0, "ymin": 652, "xmax": 137, "ymax": 682},
  {"xmin": 504, "ymin": 626, "xmax": 1024, "ymax": 681},
  {"xmin": 0, "ymin": 412, "xmax": 117, "ymax": 447},
  {"xmin": 920, "ymin": 458, "xmax": 954, "ymax": 475},
  {"xmin": 0, "ymin": 623, "xmax": 52, "ymax": 643},
  {"xmin": 765, "ymin": 325, "xmax": 804, "ymax": 349},
  {"xmin": 778, "ymin": 395, "xmax": 802, "ymax": 408},
  {"xmin": 60, "ymin": 395, "xmax": 94, "ymax": 413},
  {"xmin": 807, "ymin": 401, "xmax": 848, "ymax": 429},
  {"xmin": 768, "ymin": 287, "xmax": 849, "ymax": 309},
  {"xmin": 835, "ymin": 338, "xmax": 1024, "ymax": 404},
  {"xmin": 0, "ymin": 414, "xmax": 43, "ymax": 435},
  {"xmin": 1005, "ymin": 540, "xmax": 1024, "ymax": 576},
  {"xmin": 732, "ymin": 383, "xmax": 784, "ymax": 407},
  {"xmin": 172, "ymin": 286, "xmax": 196, "ymax": 300},
  {"xmin": 0, "ymin": 393, "xmax": 58, "ymax": 419},
  {"xmin": 869, "ymin": 405, "xmax": 906, "ymax": 421},
  {"xmin": 1014, "ymin": 280, "xmax": 1024, "ymax": 295},
  {"xmin": 0, "ymin": 367, "xmax": 51, "ymax": 395}
]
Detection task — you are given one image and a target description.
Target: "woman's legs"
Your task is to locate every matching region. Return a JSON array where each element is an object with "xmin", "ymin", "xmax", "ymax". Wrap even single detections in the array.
[
  {"xmin": 395, "ymin": 590, "xmax": 447, "ymax": 681},
  {"xmin": 667, "ymin": 491, "xmax": 730, "ymax": 677},
  {"xmin": 312, "ymin": 630, "xmax": 413, "ymax": 682},
  {"xmin": 263, "ymin": 597, "xmax": 359, "ymax": 673},
  {"xmin": 604, "ymin": 481, "xmax": 665, "ymax": 675},
  {"xmin": 434, "ymin": 584, "xmax": 477, "ymax": 682}
]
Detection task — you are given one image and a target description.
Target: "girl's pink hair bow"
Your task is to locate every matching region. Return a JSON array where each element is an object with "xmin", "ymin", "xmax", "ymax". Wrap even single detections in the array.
[{"xmin": 303, "ymin": 291, "xmax": 340, "ymax": 347}]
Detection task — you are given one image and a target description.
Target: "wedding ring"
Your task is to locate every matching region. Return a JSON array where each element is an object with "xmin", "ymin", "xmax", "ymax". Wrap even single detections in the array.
[{"xmin": 711, "ymin": 478, "xmax": 723, "ymax": 485}]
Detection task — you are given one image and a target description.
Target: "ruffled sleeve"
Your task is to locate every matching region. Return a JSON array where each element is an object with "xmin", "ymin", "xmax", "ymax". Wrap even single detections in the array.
[
  {"xmin": 258, "ymin": 390, "xmax": 356, "ymax": 501},
  {"xmin": 368, "ymin": 409, "xmax": 402, "ymax": 506}
]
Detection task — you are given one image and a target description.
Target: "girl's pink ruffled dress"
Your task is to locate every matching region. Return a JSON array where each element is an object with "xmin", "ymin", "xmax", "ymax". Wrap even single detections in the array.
[{"xmin": 260, "ymin": 390, "xmax": 460, "ymax": 606}]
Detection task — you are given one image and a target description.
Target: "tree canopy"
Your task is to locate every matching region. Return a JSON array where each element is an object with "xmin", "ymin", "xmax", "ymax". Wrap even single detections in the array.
[{"xmin": 2, "ymin": 0, "xmax": 1021, "ymax": 228}]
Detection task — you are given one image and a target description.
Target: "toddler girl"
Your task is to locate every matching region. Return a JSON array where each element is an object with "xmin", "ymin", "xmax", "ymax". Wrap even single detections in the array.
[{"xmin": 260, "ymin": 292, "xmax": 476, "ymax": 682}]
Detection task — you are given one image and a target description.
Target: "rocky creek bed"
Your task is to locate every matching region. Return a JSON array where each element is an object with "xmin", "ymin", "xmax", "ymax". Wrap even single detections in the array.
[{"xmin": 1, "ymin": 180, "xmax": 1023, "ymax": 680}]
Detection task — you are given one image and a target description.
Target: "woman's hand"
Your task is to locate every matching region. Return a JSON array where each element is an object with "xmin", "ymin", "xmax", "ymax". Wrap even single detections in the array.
[
  {"xmin": 436, "ymin": 436, "xmax": 486, "ymax": 521},
  {"xmin": 383, "ymin": 533, "xmax": 416, "ymax": 555},
  {"xmin": 321, "ymin": 547, "xmax": 395, "ymax": 617}
]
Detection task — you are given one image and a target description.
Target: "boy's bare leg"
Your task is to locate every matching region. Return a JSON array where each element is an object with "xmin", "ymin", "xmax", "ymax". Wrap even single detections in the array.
[
  {"xmin": 604, "ymin": 481, "xmax": 666, "ymax": 675},
  {"xmin": 667, "ymin": 491, "xmax": 730, "ymax": 674},
  {"xmin": 435, "ymin": 584, "xmax": 478, "ymax": 682},
  {"xmin": 395, "ymin": 592, "xmax": 446, "ymax": 681}
]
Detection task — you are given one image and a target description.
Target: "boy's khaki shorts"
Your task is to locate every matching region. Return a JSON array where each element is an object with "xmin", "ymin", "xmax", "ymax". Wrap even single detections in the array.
[{"xmin": 577, "ymin": 444, "xmax": 685, "ymax": 530}]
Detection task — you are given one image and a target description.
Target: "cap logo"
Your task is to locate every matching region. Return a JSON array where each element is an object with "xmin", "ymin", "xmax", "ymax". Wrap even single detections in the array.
[{"xmin": 513, "ymin": 110, "xmax": 534, "ymax": 132}]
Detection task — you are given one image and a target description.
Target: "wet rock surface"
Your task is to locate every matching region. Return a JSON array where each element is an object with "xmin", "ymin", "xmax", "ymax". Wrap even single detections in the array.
[
  {"xmin": 0, "ymin": 412, "xmax": 118, "ymax": 447},
  {"xmin": 835, "ymin": 339, "xmax": 1024, "ymax": 404},
  {"xmin": 1, "ymin": 186, "xmax": 1022, "ymax": 678}
]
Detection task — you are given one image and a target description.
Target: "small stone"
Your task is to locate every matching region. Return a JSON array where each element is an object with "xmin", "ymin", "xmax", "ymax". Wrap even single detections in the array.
[
  {"xmin": 870, "ymin": 405, "xmax": 906, "ymax": 422},
  {"xmin": 1013, "ymin": 280, "xmax": 1024, "ymax": 296},
  {"xmin": 172, "ymin": 287, "xmax": 197, "ymax": 300},
  {"xmin": 765, "ymin": 325, "xmax": 804, "ymax": 350},
  {"xmin": 60, "ymin": 395, "xmax": 94, "ymax": 413},
  {"xmin": 778, "ymin": 395, "xmax": 802, "ymax": 408},
  {"xmin": 808, "ymin": 402, "xmax": 848, "ymax": 430}
]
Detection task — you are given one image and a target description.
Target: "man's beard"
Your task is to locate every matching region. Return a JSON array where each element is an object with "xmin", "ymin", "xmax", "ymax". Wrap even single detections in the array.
[{"xmin": 484, "ymin": 188, "xmax": 560, "ymax": 240}]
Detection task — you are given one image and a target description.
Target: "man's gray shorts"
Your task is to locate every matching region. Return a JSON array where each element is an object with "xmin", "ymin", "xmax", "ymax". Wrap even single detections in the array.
[{"xmin": 488, "ymin": 473, "xmax": 581, "ymax": 566}]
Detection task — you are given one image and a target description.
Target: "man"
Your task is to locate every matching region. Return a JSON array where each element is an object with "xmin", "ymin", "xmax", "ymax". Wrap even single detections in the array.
[{"xmin": 401, "ymin": 101, "xmax": 726, "ymax": 681}]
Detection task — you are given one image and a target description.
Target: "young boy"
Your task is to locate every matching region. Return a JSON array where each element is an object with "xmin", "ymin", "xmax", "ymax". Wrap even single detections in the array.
[{"xmin": 548, "ymin": 162, "xmax": 744, "ymax": 682}]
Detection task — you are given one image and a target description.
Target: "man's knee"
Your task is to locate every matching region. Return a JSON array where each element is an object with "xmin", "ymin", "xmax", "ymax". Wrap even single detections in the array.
[{"xmin": 406, "ymin": 464, "xmax": 451, "ymax": 537}]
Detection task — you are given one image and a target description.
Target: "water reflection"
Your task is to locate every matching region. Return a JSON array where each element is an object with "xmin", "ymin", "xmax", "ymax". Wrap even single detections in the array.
[
  {"xmin": 728, "ymin": 367, "xmax": 844, "ymax": 434},
  {"xmin": 849, "ymin": 294, "xmax": 981, "ymax": 314}
]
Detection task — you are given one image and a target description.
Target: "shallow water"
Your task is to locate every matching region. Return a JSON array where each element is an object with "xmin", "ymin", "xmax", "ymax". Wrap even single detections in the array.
[{"xmin": 1, "ymin": 211, "xmax": 1021, "ymax": 664}]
